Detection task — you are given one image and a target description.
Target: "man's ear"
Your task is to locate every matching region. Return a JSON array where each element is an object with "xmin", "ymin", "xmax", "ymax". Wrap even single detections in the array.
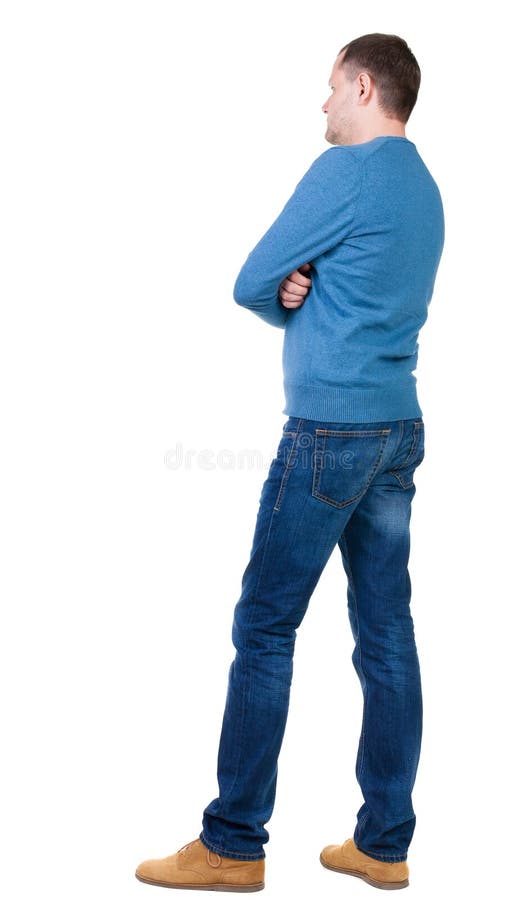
[{"xmin": 358, "ymin": 72, "xmax": 371, "ymax": 100}]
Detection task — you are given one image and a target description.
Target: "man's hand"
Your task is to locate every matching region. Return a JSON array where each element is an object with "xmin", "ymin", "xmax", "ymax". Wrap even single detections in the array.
[{"xmin": 279, "ymin": 263, "xmax": 312, "ymax": 308}]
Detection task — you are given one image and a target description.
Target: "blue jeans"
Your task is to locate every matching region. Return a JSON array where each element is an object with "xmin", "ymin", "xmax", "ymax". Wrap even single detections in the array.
[{"xmin": 200, "ymin": 415, "xmax": 425, "ymax": 863}]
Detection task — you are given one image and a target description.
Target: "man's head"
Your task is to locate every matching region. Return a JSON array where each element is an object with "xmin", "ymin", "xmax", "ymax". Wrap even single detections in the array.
[{"xmin": 322, "ymin": 33, "xmax": 421, "ymax": 146}]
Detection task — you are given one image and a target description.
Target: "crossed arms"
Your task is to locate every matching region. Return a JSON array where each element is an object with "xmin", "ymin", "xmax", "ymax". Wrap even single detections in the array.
[{"xmin": 232, "ymin": 147, "xmax": 362, "ymax": 328}]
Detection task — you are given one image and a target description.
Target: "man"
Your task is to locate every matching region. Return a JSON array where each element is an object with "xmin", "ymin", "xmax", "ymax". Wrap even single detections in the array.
[{"xmin": 136, "ymin": 32, "xmax": 445, "ymax": 892}]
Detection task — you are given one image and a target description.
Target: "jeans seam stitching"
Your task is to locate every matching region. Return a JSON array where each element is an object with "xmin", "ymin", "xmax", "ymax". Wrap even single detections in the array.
[
  {"xmin": 273, "ymin": 418, "xmax": 304, "ymax": 511},
  {"xmin": 314, "ymin": 429, "xmax": 391, "ymax": 437},
  {"xmin": 392, "ymin": 421, "xmax": 423, "ymax": 471},
  {"xmin": 341, "ymin": 534, "xmax": 366, "ymax": 783}
]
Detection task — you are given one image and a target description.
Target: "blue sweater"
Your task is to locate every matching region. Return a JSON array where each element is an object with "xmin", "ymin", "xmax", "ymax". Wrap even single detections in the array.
[{"xmin": 233, "ymin": 136, "xmax": 445, "ymax": 423}]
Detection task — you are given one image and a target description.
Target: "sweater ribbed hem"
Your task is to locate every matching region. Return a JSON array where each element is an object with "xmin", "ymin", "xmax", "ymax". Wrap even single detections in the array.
[{"xmin": 282, "ymin": 382, "xmax": 422, "ymax": 424}]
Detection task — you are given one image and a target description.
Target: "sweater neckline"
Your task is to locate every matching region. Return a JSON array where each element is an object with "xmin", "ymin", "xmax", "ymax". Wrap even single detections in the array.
[{"xmin": 369, "ymin": 136, "xmax": 415, "ymax": 145}]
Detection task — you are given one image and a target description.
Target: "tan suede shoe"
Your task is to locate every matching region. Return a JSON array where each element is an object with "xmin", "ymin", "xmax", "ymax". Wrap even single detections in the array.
[
  {"xmin": 320, "ymin": 837, "xmax": 409, "ymax": 890},
  {"xmin": 135, "ymin": 837, "xmax": 265, "ymax": 892}
]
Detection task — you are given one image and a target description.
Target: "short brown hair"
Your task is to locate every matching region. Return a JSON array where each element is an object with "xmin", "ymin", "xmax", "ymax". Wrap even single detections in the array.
[{"xmin": 338, "ymin": 33, "xmax": 421, "ymax": 123}]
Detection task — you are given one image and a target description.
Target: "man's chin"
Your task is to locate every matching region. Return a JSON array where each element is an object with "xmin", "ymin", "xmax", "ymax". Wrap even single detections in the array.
[{"xmin": 325, "ymin": 129, "xmax": 339, "ymax": 146}]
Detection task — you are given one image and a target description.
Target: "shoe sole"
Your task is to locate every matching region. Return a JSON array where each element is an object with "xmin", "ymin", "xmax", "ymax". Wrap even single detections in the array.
[
  {"xmin": 135, "ymin": 873, "xmax": 265, "ymax": 892},
  {"xmin": 320, "ymin": 855, "xmax": 409, "ymax": 890}
]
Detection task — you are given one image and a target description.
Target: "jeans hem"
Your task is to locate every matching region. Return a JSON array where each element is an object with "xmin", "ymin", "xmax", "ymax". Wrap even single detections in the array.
[
  {"xmin": 199, "ymin": 831, "xmax": 266, "ymax": 862},
  {"xmin": 355, "ymin": 840, "xmax": 408, "ymax": 863}
]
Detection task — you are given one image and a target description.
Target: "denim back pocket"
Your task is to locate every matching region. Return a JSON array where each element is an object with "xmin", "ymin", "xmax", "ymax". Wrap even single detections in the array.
[
  {"xmin": 311, "ymin": 428, "xmax": 391, "ymax": 509},
  {"xmin": 390, "ymin": 420, "xmax": 425, "ymax": 489}
]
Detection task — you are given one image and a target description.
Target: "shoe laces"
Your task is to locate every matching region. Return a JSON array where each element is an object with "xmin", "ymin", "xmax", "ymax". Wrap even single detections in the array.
[
  {"xmin": 178, "ymin": 839, "xmax": 199, "ymax": 855},
  {"xmin": 177, "ymin": 838, "xmax": 221, "ymax": 868}
]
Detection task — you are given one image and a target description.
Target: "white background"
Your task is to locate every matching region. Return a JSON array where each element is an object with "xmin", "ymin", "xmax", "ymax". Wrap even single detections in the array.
[{"xmin": 1, "ymin": 1, "xmax": 525, "ymax": 897}]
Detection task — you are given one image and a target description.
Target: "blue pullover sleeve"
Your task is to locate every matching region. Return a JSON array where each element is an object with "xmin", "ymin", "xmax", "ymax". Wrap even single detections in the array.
[{"xmin": 232, "ymin": 147, "xmax": 363, "ymax": 328}]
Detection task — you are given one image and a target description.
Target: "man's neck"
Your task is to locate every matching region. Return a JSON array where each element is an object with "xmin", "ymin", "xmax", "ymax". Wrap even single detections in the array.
[{"xmin": 348, "ymin": 123, "xmax": 407, "ymax": 145}]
